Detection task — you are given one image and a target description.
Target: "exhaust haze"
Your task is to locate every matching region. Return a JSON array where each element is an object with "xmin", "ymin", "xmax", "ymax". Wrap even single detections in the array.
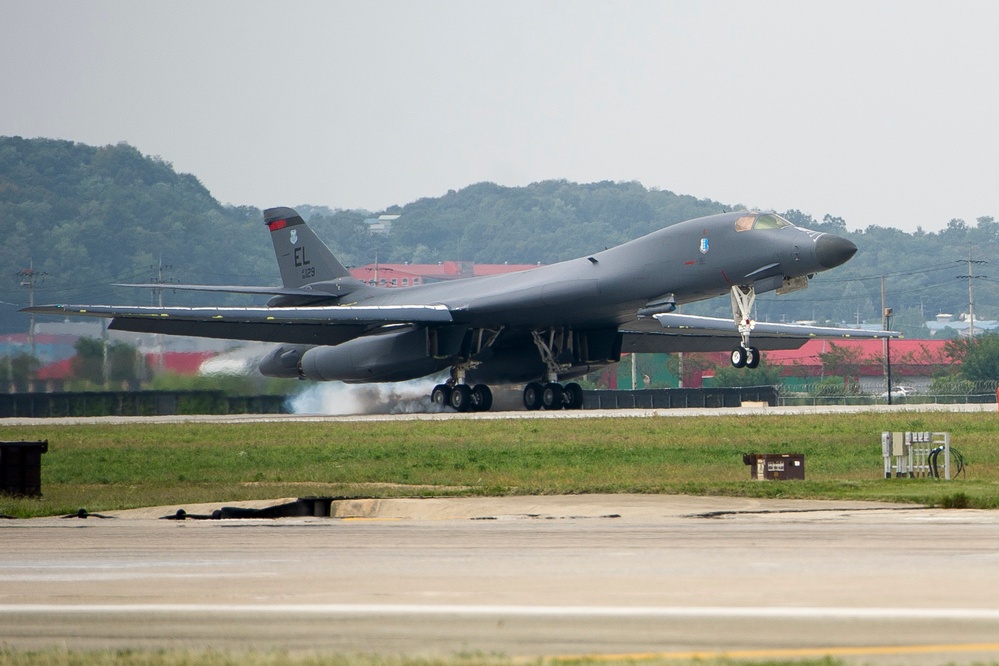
[{"xmin": 288, "ymin": 376, "xmax": 447, "ymax": 416}]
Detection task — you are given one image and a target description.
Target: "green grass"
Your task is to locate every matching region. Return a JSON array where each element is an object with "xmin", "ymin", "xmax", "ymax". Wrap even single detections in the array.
[{"xmin": 2, "ymin": 412, "xmax": 999, "ymax": 518}]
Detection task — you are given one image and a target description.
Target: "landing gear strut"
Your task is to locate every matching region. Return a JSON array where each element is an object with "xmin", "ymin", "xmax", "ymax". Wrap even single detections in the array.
[
  {"xmin": 730, "ymin": 285, "xmax": 761, "ymax": 369},
  {"xmin": 522, "ymin": 329, "xmax": 584, "ymax": 410},
  {"xmin": 431, "ymin": 359, "xmax": 493, "ymax": 413}
]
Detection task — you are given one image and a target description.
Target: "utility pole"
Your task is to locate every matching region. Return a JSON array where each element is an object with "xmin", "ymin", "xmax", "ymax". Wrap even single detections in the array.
[
  {"xmin": 882, "ymin": 274, "xmax": 892, "ymax": 405},
  {"xmin": 677, "ymin": 304, "xmax": 684, "ymax": 387},
  {"xmin": 958, "ymin": 248, "xmax": 986, "ymax": 340},
  {"xmin": 150, "ymin": 257, "xmax": 173, "ymax": 371},
  {"xmin": 16, "ymin": 260, "xmax": 47, "ymax": 359}
]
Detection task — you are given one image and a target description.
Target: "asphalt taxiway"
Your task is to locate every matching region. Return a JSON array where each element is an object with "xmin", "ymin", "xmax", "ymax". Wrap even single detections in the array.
[{"xmin": 3, "ymin": 494, "xmax": 999, "ymax": 663}]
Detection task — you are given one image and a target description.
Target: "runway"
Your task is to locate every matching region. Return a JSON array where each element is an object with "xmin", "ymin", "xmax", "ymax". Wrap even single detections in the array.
[{"xmin": 3, "ymin": 495, "xmax": 999, "ymax": 663}]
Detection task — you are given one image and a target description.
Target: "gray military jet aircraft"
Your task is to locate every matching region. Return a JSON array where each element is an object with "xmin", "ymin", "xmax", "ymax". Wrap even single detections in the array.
[{"xmin": 26, "ymin": 207, "xmax": 896, "ymax": 411}]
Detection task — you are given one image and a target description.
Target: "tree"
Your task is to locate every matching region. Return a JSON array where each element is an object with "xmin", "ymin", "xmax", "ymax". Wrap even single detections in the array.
[
  {"xmin": 71, "ymin": 337, "xmax": 105, "ymax": 385},
  {"xmin": 5, "ymin": 353, "xmax": 40, "ymax": 391},
  {"xmin": 945, "ymin": 334, "xmax": 999, "ymax": 383},
  {"xmin": 663, "ymin": 352, "xmax": 715, "ymax": 387},
  {"xmin": 709, "ymin": 358, "xmax": 784, "ymax": 387},
  {"xmin": 818, "ymin": 343, "xmax": 868, "ymax": 394},
  {"xmin": 70, "ymin": 336, "xmax": 144, "ymax": 388},
  {"xmin": 107, "ymin": 340, "xmax": 144, "ymax": 388}
]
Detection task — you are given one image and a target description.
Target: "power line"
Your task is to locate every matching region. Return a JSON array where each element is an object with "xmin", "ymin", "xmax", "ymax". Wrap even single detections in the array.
[
  {"xmin": 957, "ymin": 247, "xmax": 988, "ymax": 337},
  {"xmin": 14, "ymin": 260, "xmax": 48, "ymax": 358}
]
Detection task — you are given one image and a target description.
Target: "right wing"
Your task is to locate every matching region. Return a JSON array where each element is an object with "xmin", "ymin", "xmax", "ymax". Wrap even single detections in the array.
[
  {"xmin": 23, "ymin": 303, "xmax": 453, "ymax": 346},
  {"xmin": 621, "ymin": 312, "xmax": 898, "ymax": 353}
]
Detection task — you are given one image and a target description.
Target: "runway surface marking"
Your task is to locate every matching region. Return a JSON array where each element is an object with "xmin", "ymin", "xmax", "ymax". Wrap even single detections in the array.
[
  {"xmin": 4, "ymin": 604, "xmax": 999, "ymax": 619},
  {"xmin": 559, "ymin": 644, "xmax": 999, "ymax": 662}
]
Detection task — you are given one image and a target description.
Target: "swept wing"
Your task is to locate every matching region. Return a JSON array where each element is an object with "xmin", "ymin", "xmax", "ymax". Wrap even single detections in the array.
[
  {"xmin": 622, "ymin": 312, "xmax": 896, "ymax": 353},
  {"xmin": 28, "ymin": 303, "xmax": 452, "ymax": 346}
]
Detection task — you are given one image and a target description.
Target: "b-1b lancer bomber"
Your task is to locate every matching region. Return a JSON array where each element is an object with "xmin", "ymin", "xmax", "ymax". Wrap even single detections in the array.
[{"xmin": 27, "ymin": 208, "xmax": 896, "ymax": 411}]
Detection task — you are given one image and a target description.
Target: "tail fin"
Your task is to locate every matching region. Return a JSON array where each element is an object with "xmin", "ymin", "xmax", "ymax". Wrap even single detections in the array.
[{"xmin": 264, "ymin": 207, "xmax": 354, "ymax": 289}]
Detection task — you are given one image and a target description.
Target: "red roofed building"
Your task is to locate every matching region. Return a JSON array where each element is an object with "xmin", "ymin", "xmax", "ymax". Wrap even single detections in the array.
[
  {"xmin": 766, "ymin": 339, "xmax": 951, "ymax": 375},
  {"xmin": 764, "ymin": 338, "xmax": 954, "ymax": 392},
  {"xmin": 33, "ymin": 351, "xmax": 218, "ymax": 391}
]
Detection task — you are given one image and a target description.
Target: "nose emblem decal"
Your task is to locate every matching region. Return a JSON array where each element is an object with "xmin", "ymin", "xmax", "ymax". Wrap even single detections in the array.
[{"xmin": 700, "ymin": 237, "xmax": 709, "ymax": 254}]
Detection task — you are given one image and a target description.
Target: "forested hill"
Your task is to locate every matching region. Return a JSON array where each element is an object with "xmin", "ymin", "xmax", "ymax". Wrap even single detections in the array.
[
  {"xmin": 2, "ymin": 136, "xmax": 997, "ymax": 336},
  {"xmin": 0, "ymin": 137, "xmax": 273, "ymax": 326}
]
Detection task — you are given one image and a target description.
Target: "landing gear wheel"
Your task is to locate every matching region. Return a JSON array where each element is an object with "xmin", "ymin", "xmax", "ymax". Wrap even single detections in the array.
[
  {"xmin": 470, "ymin": 384, "xmax": 493, "ymax": 412},
  {"xmin": 564, "ymin": 382, "xmax": 584, "ymax": 410},
  {"xmin": 523, "ymin": 382, "xmax": 544, "ymax": 411},
  {"xmin": 431, "ymin": 384, "xmax": 452, "ymax": 408},
  {"xmin": 541, "ymin": 382, "xmax": 564, "ymax": 410},
  {"xmin": 731, "ymin": 348, "xmax": 747, "ymax": 369},
  {"xmin": 745, "ymin": 346, "xmax": 761, "ymax": 369},
  {"xmin": 449, "ymin": 384, "xmax": 472, "ymax": 412}
]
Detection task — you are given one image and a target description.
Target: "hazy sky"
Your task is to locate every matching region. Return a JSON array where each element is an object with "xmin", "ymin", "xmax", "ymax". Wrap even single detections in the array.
[{"xmin": 3, "ymin": 1, "xmax": 997, "ymax": 233}]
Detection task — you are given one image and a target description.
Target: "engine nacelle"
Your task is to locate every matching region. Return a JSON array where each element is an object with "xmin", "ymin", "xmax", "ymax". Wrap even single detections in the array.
[
  {"xmin": 297, "ymin": 327, "xmax": 454, "ymax": 383},
  {"xmin": 258, "ymin": 344, "xmax": 312, "ymax": 378}
]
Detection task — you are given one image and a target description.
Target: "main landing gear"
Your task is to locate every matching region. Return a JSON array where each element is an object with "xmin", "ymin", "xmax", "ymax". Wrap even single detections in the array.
[
  {"xmin": 521, "ymin": 329, "xmax": 584, "ymax": 410},
  {"xmin": 431, "ymin": 382, "xmax": 493, "ymax": 412},
  {"xmin": 522, "ymin": 381, "xmax": 584, "ymax": 411},
  {"xmin": 730, "ymin": 284, "xmax": 761, "ymax": 369},
  {"xmin": 430, "ymin": 327, "xmax": 590, "ymax": 412}
]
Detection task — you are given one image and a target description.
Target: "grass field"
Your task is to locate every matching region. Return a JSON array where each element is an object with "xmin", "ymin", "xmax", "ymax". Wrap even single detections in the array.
[{"xmin": 3, "ymin": 411, "xmax": 998, "ymax": 518}]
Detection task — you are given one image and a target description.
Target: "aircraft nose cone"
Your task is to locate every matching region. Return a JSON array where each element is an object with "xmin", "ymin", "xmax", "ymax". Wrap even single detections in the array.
[{"xmin": 815, "ymin": 234, "xmax": 857, "ymax": 269}]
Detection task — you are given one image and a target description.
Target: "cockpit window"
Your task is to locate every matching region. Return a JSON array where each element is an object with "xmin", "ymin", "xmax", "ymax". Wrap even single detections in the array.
[
  {"xmin": 754, "ymin": 213, "xmax": 792, "ymax": 229},
  {"xmin": 735, "ymin": 213, "xmax": 794, "ymax": 231}
]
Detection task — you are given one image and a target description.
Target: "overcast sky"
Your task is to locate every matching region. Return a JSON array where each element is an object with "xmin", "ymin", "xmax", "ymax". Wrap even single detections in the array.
[{"xmin": 3, "ymin": 1, "xmax": 997, "ymax": 233}]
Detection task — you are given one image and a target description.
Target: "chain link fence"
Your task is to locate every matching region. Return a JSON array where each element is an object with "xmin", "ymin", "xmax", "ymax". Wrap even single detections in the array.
[{"xmin": 777, "ymin": 380, "xmax": 999, "ymax": 406}]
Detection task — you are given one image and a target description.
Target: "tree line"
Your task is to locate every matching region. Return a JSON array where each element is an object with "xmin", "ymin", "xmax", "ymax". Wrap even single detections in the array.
[{"xmin": 2, "ymin": 136, "xmax": 997, "ymax": 340}]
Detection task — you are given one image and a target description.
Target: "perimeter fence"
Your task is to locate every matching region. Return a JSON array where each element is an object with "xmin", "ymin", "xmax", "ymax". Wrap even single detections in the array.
[
  {"xmin": 0, "ymin": 390, "xmax": 289, "ymax": 418},
  {"xmin": 777, "ymin": 380, "xmax": 999, "ymax": 407}
]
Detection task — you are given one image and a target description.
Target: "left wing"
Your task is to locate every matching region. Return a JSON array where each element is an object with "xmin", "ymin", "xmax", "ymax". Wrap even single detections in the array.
[
  {"xmin": 621, "ymin": 312, "xmax": 899, "ymax": 354},
  {"xmin": 113, "ymin": 282, "xmax": 327, "ymax": 297},
  {"xmin": 23, "ymin": 304, "xmax": 453, "ymax": 346}
]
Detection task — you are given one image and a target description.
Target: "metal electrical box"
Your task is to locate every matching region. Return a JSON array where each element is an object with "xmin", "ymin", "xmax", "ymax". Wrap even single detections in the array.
[
  {"xmin": 743, "ymin": 453, "xmax": 805, "ymax": 480},
  {"xmin": 0, "ymin": 440, "xmax": 48, "ymax": 496},
  {"xmin": 881, "ymin": 431, "xmax": 951, "ymax": 479}
]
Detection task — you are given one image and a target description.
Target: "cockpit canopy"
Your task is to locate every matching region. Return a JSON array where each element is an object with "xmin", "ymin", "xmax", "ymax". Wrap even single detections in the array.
[{"xmin": 735, "ymin": 212, "xmax": 793, "ymax": 232}]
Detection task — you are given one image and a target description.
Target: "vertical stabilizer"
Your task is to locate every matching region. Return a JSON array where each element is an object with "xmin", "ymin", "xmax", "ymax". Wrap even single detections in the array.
[{"xmin": 264, "ymin": 207, "xmax": 353, "ymax": 289}]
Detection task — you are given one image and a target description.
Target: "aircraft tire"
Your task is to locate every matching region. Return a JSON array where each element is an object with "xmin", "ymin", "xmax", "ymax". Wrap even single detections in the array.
[
  {"xmin": 730, "ymin": 348, "xmax": 747, "ymax": 369},
  {"xmin": 449, "ymin": 384, "xmax": 472, "ymax": 412},
  {"xmin": 564, "ymin": 382, "xmax": 584, "ymax": 409},
  {"xmin": 746, "ymin": 346, "xmax": 761, "ymax": 369},
  {"xmin": 541, "ymin": 383, "xmax": 564, "ymax": 410},
  {"xmin": 471, "ymin": 384, "xmax": 493, "ymax": 412},
  {"xmin": 523, "ymin": 382, "xmax": 544, "ymax": 410},
  {"xmin": 431, "ymin": 384, "xmax": 452, "ymax": 408}
]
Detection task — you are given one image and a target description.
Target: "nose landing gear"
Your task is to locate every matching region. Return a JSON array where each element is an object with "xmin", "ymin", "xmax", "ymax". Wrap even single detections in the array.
[{"xmin": 730, "ymin": 284, "xmax": 761, "ymax": 369}]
